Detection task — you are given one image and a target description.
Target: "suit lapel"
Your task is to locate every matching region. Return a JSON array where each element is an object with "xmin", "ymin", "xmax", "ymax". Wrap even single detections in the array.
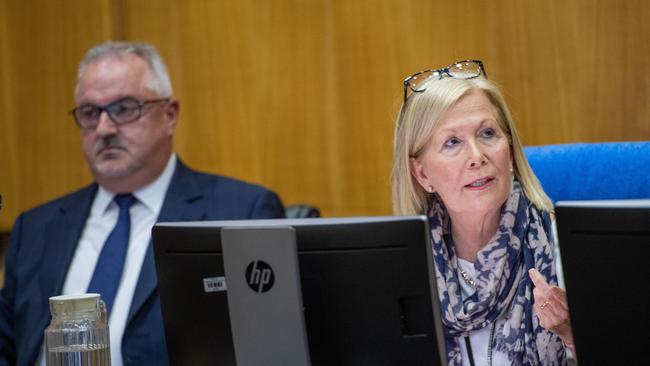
[
  {"xmin": 40, "ymin": 185, "xmax": 97, "ymax": 298},
  {"xmin": 127, "ymin": 162, "xmax": 206, "ymax": 323}
]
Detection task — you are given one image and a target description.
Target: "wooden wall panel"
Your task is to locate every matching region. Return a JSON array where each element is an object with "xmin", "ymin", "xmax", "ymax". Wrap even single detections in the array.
[
  {"xmin": 1, "ymin": 0, "xmax": 648, "ymax": 231},
  {"xmin": 0, "ymin": 0, "xmax": 115, "ymax": 229},
  {"xmin": 487, "ymin": 0, "xmax": 650, "ymax": 145}
]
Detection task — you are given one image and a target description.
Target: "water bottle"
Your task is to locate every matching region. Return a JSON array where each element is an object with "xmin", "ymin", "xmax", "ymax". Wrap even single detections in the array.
[{"xmin": 45, "ymin": 293, "xmax": 111, "ymax": 366}]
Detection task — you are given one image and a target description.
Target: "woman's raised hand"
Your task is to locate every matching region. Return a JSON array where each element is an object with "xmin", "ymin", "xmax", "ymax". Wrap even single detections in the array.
[{"xmin": 528, "ymin": 268, "xmax": 575, "ymax": 350}]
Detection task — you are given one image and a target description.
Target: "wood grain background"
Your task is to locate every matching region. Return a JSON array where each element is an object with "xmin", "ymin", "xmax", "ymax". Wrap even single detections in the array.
[{"xmin": 1, "ymin": 0, "xmax": 648, "ymax": 230}]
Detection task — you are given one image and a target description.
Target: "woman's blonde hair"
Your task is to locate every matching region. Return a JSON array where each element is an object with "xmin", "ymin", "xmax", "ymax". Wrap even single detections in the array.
[{"xmin": 392, "ymin": 77, "xmax": 552, "ymax": 215}]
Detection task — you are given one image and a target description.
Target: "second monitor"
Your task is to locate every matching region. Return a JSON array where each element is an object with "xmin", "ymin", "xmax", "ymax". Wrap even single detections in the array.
[{"xmin": 152, "ymin": 216, "xmax": 447, "ymax": 366}]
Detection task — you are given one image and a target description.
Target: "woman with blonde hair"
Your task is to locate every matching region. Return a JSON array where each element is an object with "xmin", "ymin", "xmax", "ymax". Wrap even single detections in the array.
[{"xmin": 393, "ymin": 60, "xmax": 574, "ymax": 366}]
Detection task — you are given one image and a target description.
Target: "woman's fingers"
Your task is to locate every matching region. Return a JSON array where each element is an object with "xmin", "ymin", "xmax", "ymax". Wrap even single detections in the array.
[
  {"xmin": 529, "ymin": 268, "xmax": 574, "ymax": 345},
  {"xmin": 528, "ymin": 268, "xmax": 550, "ymax": 290},
  {"xmin": 530, "ymin": 269, "xmax": 569, "ymax": 313}
]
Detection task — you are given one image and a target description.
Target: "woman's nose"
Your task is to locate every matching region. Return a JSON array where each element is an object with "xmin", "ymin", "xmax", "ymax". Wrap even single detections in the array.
[{"xmin": 467, "ymin": 141, "xmax": 487, "ymax": 168}]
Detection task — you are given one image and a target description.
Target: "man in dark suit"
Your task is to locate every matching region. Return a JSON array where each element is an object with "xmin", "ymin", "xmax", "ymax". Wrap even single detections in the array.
[{"xmin": 0, "ymin": 41, "xmax": 285, "ymax": 366}]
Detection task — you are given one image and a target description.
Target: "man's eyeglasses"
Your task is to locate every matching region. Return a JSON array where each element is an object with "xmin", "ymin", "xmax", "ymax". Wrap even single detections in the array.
[
  {"xmin": 70, "ymin": 97, "xmax": 170, "ymax": 130},
  {"xmin": 403, "ymin": 60, "xmax": 486, "ymax": 102}
]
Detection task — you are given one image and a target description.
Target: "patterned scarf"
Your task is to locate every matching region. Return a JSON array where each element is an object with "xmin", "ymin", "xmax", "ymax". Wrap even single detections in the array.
[{"xmin": 428, "ymin": 179, "xmax": 567, "ymax": 366}]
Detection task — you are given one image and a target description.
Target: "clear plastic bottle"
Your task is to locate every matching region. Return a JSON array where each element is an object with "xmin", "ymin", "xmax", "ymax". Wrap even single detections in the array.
[{"xmin": 45, "ymin": 293, "xmax": 111, "ymax": 366}]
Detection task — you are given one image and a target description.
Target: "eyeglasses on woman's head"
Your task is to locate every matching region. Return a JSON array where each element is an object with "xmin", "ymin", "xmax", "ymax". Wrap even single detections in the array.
[{"xmin": 403, "ymin": 60, "xmax": 487, "ymax": 102}]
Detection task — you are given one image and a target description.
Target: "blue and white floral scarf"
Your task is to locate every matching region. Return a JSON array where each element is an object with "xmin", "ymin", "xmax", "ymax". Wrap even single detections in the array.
[{"xmin": 428, "ymin": 179, "xmax": 567, "ymax": 366}]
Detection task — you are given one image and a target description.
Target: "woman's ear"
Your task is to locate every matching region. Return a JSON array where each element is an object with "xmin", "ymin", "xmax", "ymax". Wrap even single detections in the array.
[{"xmin": 410, "ymin": 157, "xmax": 434, "ymax": 192}]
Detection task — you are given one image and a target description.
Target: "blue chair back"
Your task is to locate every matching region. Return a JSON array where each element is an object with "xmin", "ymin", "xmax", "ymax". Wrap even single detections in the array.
[{"xmin": 524, "ymin": 141, "xmax": 650, "ymax": 203}]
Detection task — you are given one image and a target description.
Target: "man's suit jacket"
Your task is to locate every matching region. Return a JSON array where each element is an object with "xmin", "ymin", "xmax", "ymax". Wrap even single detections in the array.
[{"xmin": 0, "ymin": 161, "xmax": 285, "ymax": 366}]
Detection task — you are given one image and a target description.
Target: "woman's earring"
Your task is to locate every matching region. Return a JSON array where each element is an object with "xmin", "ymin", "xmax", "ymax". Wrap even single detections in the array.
[{"xmin": 427, "ymin": 186, "xmax": 434, "ymax": 193}]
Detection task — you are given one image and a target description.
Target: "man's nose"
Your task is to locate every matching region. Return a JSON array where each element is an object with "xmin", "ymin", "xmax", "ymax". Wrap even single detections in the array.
[{"xmin": 94, "ymin": 110, "xmax": 118, "ymax": 135}]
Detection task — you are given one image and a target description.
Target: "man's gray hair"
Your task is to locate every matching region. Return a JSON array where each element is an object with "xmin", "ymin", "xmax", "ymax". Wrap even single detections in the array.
[{"xmin": 75, "ymin": 41, "xmax": 173, "ymax": 97}]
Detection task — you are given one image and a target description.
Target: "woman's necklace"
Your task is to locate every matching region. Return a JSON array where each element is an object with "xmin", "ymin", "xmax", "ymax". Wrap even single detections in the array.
[{"xmin": 459, "ymin": 270, "xmax": 477, "ymax": 289}]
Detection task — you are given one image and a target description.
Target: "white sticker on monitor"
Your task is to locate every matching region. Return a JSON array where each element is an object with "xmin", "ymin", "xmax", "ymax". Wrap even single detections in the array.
[{"xmin": 203, "ymin": 276, "xmax": 227, "ymax": 293}]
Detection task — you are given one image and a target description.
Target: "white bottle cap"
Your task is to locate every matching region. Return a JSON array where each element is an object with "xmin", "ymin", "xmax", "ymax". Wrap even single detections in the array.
[{"xmin": 49, "ymin": 293, "xmax": 101, "ymax": 317}]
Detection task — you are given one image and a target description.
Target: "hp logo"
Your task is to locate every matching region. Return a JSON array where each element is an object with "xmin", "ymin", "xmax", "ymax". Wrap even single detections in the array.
[{"xmin": 245, "ymin": 260, "xmax": 275, "ymax": 293}]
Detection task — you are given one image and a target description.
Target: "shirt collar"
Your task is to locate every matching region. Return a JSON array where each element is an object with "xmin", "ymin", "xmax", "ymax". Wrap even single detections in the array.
[{"xmin": 94, "ymin": 154, "xmax": 177, "ymax": 216}]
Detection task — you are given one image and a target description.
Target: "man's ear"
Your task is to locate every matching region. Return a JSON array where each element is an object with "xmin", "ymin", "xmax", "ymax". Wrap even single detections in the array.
[
  {"xmin": 164, "ymin": 100, "xmax": 180, "ymax": 134},
  {"xmin": 409, "ymin": 157, "xmax": 432, "ymax": 192}
]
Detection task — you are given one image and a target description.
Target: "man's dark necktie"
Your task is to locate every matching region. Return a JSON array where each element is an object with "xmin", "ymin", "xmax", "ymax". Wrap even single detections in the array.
[{"xmin": 87, "ymin": 193, "xmax": 136, "ymax": 315}]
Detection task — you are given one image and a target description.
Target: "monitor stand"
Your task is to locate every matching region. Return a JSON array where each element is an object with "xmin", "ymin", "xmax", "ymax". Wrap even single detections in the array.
[{"xmin": 221, "ymin": 226, "xmax": 311, "ymax": 366}]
